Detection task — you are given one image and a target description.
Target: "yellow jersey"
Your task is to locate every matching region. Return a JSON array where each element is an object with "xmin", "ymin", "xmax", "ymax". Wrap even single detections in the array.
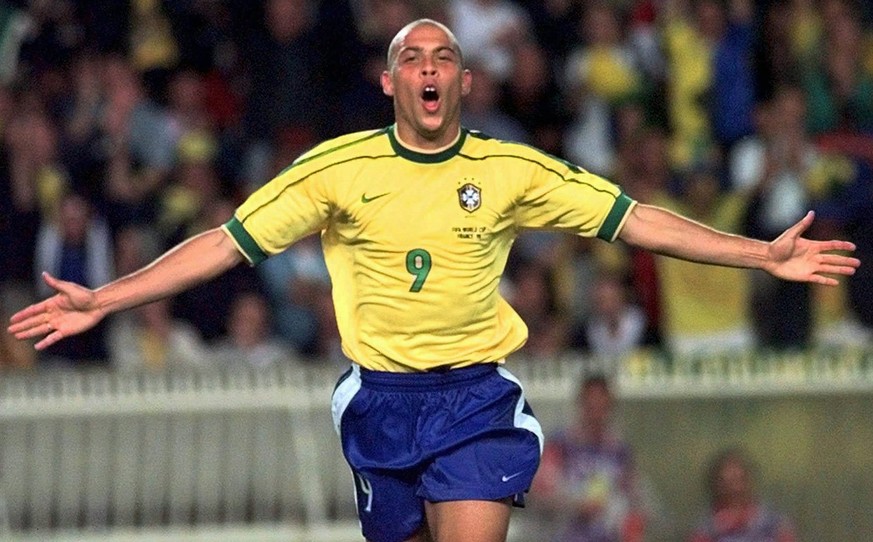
[{"xmin": 223, "ymin": 126, "xmax": 635, "ymax": 371}]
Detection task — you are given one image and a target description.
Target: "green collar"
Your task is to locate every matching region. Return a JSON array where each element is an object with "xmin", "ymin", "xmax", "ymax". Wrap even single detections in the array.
[{"xmin": 388, "ymin": 125, "xmax": 466, "ymax": 163}]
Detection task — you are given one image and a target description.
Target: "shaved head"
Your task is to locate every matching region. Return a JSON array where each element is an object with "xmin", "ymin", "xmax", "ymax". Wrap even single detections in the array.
[{"xmin": 386, "ymin": 19, "xmax": 464, "ymax": 71}]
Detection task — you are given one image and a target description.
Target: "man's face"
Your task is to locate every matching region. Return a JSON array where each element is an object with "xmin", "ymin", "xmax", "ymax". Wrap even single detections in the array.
[
  {"xmin": 381, "ymin": 23, "xmax": 471, "ymax": 147},
  {"xmin": 715, "ymin": 456, "xmax": 752, "ymax": 503}
]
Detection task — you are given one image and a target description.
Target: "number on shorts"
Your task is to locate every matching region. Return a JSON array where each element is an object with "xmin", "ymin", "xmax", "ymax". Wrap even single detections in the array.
[
  {"xmin": 356, "ymin": 473, "xmax": 373, "ymax": 513},
  {"xmin": 405, "ymin": 248, "xmax": 431, "ymax": 292}
]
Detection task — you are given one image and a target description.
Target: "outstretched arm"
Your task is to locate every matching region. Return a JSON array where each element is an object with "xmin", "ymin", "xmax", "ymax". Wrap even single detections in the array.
[
  {"xmin": 8, "ymin": 227, "xmax": 245, "ymax": 350},
  {"xmin": 618, "ymin": 204, "xmax": 860, "ymax": 285}
]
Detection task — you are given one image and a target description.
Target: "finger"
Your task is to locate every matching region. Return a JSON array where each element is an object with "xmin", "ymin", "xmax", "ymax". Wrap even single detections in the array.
[
  {"xmin": 817, "ymin": 264, "xmax": 858, "ymax": 276},
  {"xmin": 8, "ymin": 299, "xmax": 52, "ymax": 324},
  {"xmin": 787, "ymin": 210, "xmax": 815, "ymax": 238},
  {"xmin": 34, "ymin": 329, "xmax": 63, "ymax": 351},
  {"xmin": 10, "ymin": 320, "xmax": 54, "ymax": 340},
  {"xmin": 42, "ymin": 270, "xmax": 60, "ymax": 287},
  {"xmin": 7, "ymin": 320, "xmax": 35, "ymax": 336},
  {"xmin": 42, "ymin": 271, "xmax": 76, "ymax": 296},
  {"xmin": 810, "ymin": 273, "xmax": 840, "ymax": 287},
  {"xmin": 819, "ymin": 254, "xmax": 861, "ymax": 268},
  {"xmin": 815, "ymin": 240, "xmax": 857, "ymax": 253}
]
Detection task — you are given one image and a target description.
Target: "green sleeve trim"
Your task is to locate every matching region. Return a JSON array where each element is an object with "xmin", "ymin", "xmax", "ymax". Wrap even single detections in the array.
[
  {"xmin": 224, "ymin": 217, "xmax": 268, "ymax": 265},
  {"xmin": 598, "ymin": 192, "xmax": 635, "ymax": 242}
]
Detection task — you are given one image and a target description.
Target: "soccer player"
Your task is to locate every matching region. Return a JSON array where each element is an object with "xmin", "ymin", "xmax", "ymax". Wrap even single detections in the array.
[{"xmin": 7, "ymin": 19, "xmax": 860, "ymax": 542}]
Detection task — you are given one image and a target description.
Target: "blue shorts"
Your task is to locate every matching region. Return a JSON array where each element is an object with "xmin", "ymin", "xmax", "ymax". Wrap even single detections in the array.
[{"xmin": 331, "ymin": 363, "xmax": 543, "ymax": 542}]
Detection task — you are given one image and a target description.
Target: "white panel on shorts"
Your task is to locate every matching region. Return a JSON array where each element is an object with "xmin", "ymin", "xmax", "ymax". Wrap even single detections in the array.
[
  {"xmin": 331, "ymin": 364, "xmax": 362, "ymax": 436},
  {"xmin": 496, "ymin": 366, "xmax": 544, "ymax": 454}
]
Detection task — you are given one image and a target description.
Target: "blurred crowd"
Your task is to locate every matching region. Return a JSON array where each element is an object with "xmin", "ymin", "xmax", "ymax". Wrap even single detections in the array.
[
  {"xmin": 1, "ymin": 0, "xmax": 872, "ymax": 372},
  {"xmin": 529, "ymin": 374, "xmax": 798, "ymax": 542}
]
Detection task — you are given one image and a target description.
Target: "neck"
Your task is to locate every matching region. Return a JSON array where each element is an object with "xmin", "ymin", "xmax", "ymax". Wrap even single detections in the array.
[{"xmin": 394, "ymin": 125, "xmax": 461, "ymax": 152}]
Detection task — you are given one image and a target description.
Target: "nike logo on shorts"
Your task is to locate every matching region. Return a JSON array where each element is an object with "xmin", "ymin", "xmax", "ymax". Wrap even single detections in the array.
[{"xmin": 501, "ymin": 471, "xmax": 523, "ymax": 482}]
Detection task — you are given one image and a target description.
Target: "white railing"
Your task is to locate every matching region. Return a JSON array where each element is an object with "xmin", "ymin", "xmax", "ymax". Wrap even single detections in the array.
[
  {"xmin": 1, "ymin": 347, "xmax": 872, "ymax": 541},
  {"xmin": 613, "ymin": 345, "xmax": 873, "ymax": 399},
  {"xmin": 0, "ymin": 364, "xmax": 359, "ymax": 541}
]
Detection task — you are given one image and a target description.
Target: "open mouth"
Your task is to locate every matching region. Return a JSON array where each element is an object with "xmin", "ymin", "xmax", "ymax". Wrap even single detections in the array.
[{"xmin": 421, "ymin": 85, "xmax": 440, "ymax": 112}]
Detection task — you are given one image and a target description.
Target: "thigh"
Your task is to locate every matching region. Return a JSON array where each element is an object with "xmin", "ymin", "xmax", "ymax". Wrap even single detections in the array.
[
  {"xmin": 353, "ymin": 468, "xmax": 425, "ymax": 542},
  {"xmin": 425, "ymin": 498, "xmax": 513, "ymax": 542},
  {"xmin": 334, "ymin": 368, "xmax": 428, "ymax": 542}
]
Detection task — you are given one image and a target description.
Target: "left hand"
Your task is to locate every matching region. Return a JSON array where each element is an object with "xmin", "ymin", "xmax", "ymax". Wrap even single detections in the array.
[
  {"xmin": 765, "ymin": 211, "xmax": 860, "ymax": 285},
  {"xmin": 7, "ymin": 272, "xmax": 105, "ymax": 351}
]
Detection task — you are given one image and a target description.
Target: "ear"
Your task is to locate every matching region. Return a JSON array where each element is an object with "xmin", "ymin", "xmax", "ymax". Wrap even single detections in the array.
[
  {"xmin": 381, "ymin": 70, "xmax": 394, "ymax": 97},
  {"xmin": 461, "ymin": 69, "xmax": 472, "ymax": 97}
]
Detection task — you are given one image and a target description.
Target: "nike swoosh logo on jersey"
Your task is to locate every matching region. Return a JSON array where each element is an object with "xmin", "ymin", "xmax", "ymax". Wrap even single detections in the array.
[
  {"xmin": 501, "ymin": 472, "xmax": 524, "ymax": 482},
  {"xmin": 361, "ymin": 192, "xmax": 390, "ymax": 203}
]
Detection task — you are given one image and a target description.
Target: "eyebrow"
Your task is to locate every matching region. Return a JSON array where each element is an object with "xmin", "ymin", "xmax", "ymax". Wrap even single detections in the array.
[{"xmin": 400, "ymin": 44, "xmax": 457, "ymax": 55}]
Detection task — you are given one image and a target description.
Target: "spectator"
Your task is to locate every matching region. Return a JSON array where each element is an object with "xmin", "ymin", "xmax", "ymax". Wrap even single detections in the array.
[
  {"xmin": 461, "ymin": 61, "xmax": 530, "ymax": 143},
  {"xmin": 612, "ymin": 126, "xmax": 678, "ymax": 348},
  {"xmin": 732, "ymin": 84, "xmax": 821, "ymax": 349},
  {"xmin": 574, "ymin": 272, "xmax": 648, "ymax": 372},
  {"xmin": 842, "ymin": 163, "xmax": 873, "ymax": 336},
  {"xmin": 709, "ymin": 0, "xmax": 756, "ymax": 151},
  {"xmin": 339, "ymin": 0, "xmax": 415, "ymax": 134},
  {"xmin": 787, "ymin": 0, "xmax": 824, "ymax": 71},
  {"xmin": 33, "ymin": 193, "xmax": 112, "ymax": 293},
  {"xmin": 108, "ymin": 223, "xmax": 207, "ymax": 371},
  {"xmin": 112, "ymin": 224, "xmax": 162, "ymax": 278},
  {"xmin": 257, "ymin": 232, "xmax": 330, "ymax": 356},
  {"xmin": 161, "ymin": 0, "xmax": 239, "ymax": 75},
  {"xmin": 659, "ymin": 0, "xmax": 716, "ymax": 169},
  {"xmin": 753, "ymin": 0, "xmax": 803, "ymax": 102},
  {"xmin": 156, "ymin": 132, "xmax": 225, "ymax": 247},
  {"xmin": 653, "ymin": 164, "xmax": 753, "ymax": 356},
  {"xmin": 802, "ymin": 0, "xmax": 873, "ymax": 135},
  {"xmin": 33, "ymin": 192, "xmax": 114, "ymax": 366},
  {"xmin": 164, "ymin": 67, "xmax": 218, "ymax": 146},
  {"xmin": 75, "ymin": 0, "xmax": 130, "ymax": 55},
  {"xmin": 626, "ymin": 0, "xmax": 667, "ymax": 83},
  {"xmin": 505, "ymin": 258, "xmax": 570, "ymax": 359},
  {"xmin": 0, "ymin": 89, "xmax": 42, "ymax": 369},
  {"xmin": 61, "ymin": 50, "xmax": 111, "ymax": 204},
  {"xmin": 0, "ymin": 2, "xmax": 33, "ymax": 84},
  {"xmin": 2, "ymin": 99, "xmax": 56, "ymax": 296},
  {"xmin": 532, "ymin": 374, "xmax": 650, "ymax": 542},
  {"xmin": 549, "ymin": 235, "xmax": 601, "ymax": 346},
  {"xmin": 210, "ymin": 291, "xmax": 296, "ymax": 368},
  {"xmin": 5, "ymin": 103, "xmax": 67, "ymax": 218},
  {"xmin": 563, "ymin": 2, "xmax": 646, "ymax": 175},
  {"xmin": 234, "ymin": 0, "xmax": 330, "ymax": 193},
  {"xmin": 447, "ymin": 0, "xmax": 530, "ymax": 83},
  {"xmin": 517, "ymin": 0, "xmax": 583, "ymax": 70},
  {"xmin": 108, "ymin": 298, "xmax": 207, "ymax": 372},
  {"xmin": 128, "ymin": 0, "xmax": 179, "ymax": 73},
  {"xmin": 808, "ymin": 136, "xmax": 873, "ymax": 340},
  {"xmin": 160, "ymin": 1, "xmax": 246, "ymax": 141},
  {"xmin": 660, "ymin": 0, "xmax": 755, "ymax": 169},
  {"xmin": 170, "ymin": 197, "xmax": 264, "ymax": 343},
  {"xmin": 100, "ymin": 54, "xmax": 176, "ymax": 229},
  {"xmin": 14, "ymin": 0, "xmax": 82, "ymax": 76},
  {"xmin": 500, "ymin": 39, "xmax": 568, "ymax": 155},
  {"xmin": 689, "ymin": 447, "xmax": 797, "ymax": 542}
]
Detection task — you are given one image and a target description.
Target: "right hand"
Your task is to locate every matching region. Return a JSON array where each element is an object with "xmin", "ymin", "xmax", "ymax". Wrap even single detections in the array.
[{"xmin": 7, "ymin": 272, "xmax": 105, "ymax": 350}]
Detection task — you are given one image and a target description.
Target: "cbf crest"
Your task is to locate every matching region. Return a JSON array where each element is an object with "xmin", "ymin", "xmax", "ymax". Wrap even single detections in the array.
[{"xmin": 457, "ymin": 183, "xmax": 482, "ymax": 213}]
